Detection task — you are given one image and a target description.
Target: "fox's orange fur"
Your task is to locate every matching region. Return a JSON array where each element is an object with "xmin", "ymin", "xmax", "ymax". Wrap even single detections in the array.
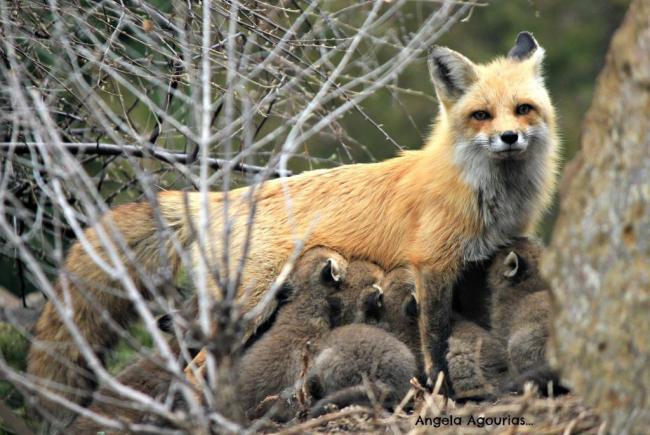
[{"xmin": 28, "ymin": 31, "xmax": 559, "ymax": 419}]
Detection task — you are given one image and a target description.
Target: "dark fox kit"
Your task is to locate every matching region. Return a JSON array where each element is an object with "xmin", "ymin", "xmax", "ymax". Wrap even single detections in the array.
[
  {"xmin": 306, "ymin": 324, "xmax": 417, "ymax": 417},
  {"xmin": 328, "ymin": 260, "xmax": 385, "ymax": 327},
  {"xmin": 448, "ymin": 237, "xmax": 565, "ymax": 397},
  {"xmin": 237, "ymin": 257, "xmax": 419, "ymax": 421},
  {"xmin": 487, "ymin": 238, "xmax": 565, "ymax": 395},
  {"xmin": 234, "ymin": 247, "xmax": 347, "ymax": 421}
]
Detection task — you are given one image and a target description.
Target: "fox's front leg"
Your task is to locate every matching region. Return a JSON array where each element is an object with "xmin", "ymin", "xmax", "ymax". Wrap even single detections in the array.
[{"xmin": 415, "ymin": 268, "xmax": 453, "ymax": 387}]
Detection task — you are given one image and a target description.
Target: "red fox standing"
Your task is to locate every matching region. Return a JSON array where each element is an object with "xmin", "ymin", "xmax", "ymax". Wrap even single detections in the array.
[{"xmin": 27, "ymin": 32, "xmax": 559, "ymax": 419}]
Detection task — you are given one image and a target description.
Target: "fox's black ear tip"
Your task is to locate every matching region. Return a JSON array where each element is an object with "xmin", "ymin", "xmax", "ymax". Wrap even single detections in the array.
[
  {"xmin": 516, "ymin": 31, "xmax": 538, "ymax": 48},
  {"xmin": 508, "ymin": 31, "xmax": 539, "ymax": 60},
  {"xmin": 517, "ymin": 31, "xmax": 535, "ymax": 41}
]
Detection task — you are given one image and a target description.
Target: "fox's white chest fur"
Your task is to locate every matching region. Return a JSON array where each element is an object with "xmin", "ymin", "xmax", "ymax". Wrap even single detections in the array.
[{"xmin": 455, "ymin": 124, "xmax": 553, "ymax": 262}]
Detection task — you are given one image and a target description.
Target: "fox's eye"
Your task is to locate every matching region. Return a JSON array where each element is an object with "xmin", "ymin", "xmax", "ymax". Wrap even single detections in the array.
[
  {"xmin": 515, "ymin": 104, "xmax": 533, "ymax": 116},
  {"xmin": 471, "ymin": 110, "xmax": 491, "ymax": 121}
]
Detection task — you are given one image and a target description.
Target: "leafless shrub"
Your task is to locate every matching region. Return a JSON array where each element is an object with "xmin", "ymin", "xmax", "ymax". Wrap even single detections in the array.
[{"xmin": 0, "ymin": 0, "xmax": 472, "ymax": 432}]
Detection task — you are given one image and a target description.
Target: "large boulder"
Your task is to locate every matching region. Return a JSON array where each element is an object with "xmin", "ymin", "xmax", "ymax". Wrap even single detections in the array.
[{"xmin": 542, "ymin": 0, "xmax": 650, "ymax": 432}]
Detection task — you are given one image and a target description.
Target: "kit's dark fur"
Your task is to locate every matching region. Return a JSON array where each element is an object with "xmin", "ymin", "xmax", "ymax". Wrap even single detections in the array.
[
  {"xmin": 329, "ymin": 260, "xmax": 385, "ymax": 327},
  {"xmin": 306, "ymin": 324, "xmax": 417, "ymax": 417},
  {"xmin": 447, "ymin": 238, "xmax": 568, "ymax": 398},
  {"xmin": 235, "ymin": 247, "xmax": 347, "ymax": 421},
  {"xmin": 446, "ymin": 315, "xmax": 508, "ymax": 400},
  {"xmin": 488, "ymin": 238, "xmax": 566, "ymax": 395}
]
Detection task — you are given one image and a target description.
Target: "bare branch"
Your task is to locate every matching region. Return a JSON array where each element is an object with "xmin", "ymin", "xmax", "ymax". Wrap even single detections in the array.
[{"xmin": 0, "ymin": 142, "xmax": 292, "ymax": 177}]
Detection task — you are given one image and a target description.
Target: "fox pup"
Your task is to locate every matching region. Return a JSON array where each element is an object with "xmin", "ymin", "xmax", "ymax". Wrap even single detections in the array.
[
  {"xmin": 329, "ymin": 260, "xmax": 385, "ymax": 327},
  {"xmin": 70, "ymin": 271, "xmax": 303, "ymax": 434},
  {"xmin": 487, "ymin": 238, "xmax": 564, "ymax": 394},
  {"xmin": 380, "ymin": 268, "xmax": 420, "ymax": 360},
  {"xmin": 305, "ymin": 266, "xmax": 417, "ymax": 416},
  {"xmin": 446, "ymin": 314, "xmax": 509, "ymax": 400},
  {"xmin": 237, "ymin": 256, "xmax": 389, "ymax": 421},
  {"xmin": 29, "ymin": 31, "xmax": 558, "ymax": 414},
  {"xmin": 306, "ymin": 324, "xmax": 417, "ymax": 417},
  {"xmin": 379, "ymin": 267, "xmax": 508, "ymax": 399},
  {"xmin": 235, "ymin": 247, "xmax": 346, "ymax": 421}
]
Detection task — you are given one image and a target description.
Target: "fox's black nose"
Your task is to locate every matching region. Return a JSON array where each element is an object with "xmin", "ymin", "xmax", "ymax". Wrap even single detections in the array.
[{"xmin": 501, "ymin": 131, "xmax": 519, "ymax": 145}]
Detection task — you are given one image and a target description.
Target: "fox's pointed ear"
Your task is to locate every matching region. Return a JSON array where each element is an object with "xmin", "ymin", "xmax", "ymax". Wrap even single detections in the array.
[
  {"xmin": 508, "ymin": 31, "xmax": 545, "ymax": 76},
  {"xmin": 321, "ymin": 258, "xmax": 342, "ymax": 285},
  {"xmin": 428, "ymin": 46, "xmax": 478, "ymax": 104},
  {"xmin": 403, "ymin": 293, "xmax": 419, "ymax": 319}
]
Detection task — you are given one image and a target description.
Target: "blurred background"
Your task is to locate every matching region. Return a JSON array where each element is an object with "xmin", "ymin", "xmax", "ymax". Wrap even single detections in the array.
[{"xmin": 0, "ymin": 0, "xmax": 630, "ymax": 294}]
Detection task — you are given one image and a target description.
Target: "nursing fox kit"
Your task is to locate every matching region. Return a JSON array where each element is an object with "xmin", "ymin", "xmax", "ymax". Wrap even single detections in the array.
[{"xmin": 28, "ymin": 31, "xmax": 559, "ymax": 415}]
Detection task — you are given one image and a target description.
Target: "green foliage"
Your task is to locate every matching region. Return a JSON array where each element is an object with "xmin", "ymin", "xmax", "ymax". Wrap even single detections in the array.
[
  {"xmin": 0, "ymin": 322, "xmax": 28, "ymax": 371},
  {"xmin": 0, "ymin": 321, "xmax": 152, "ymax": 432},
  {"xmin": 106, "ymin": 322, "xmax": 154, "ymax": 375},
  {"xmin": 0, "ymin": 322, "xmax": 30, "ymax": 432}
]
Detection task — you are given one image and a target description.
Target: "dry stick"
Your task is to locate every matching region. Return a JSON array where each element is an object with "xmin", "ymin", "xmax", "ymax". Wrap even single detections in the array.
[
  {"xmin": 205, "ymin": 1, "xmax": 452, "ymax": 154},
  {"xmin": 28, "ymin": 106, "xmax": 210, "ymax": 422},
  {"xmin": 274, "ymin": 2, "xmax": 470, "ymax": 157},
  {"xmin": 275, "ymin": 407, "xmax": 373, "ymax": 435},
  {"xmin": 392, "ymin": 384, "xmax": 417, "ymax": 416},
  {"xmin": 0, "ymin": 143, "xmax": 291, "ymax": 177},
  {"xmin": 504, "ymin": 387, "xmax": 534, "ymax": 435},
  {"xmin": 17, "ymin": 8, "xmax": 225, "ymax": 422},
  {"xmin": 30, "ymin": 93, "xmax": 189, "ymax": 386},
  {"xmin": 2, "ymin": 0, "xmax": 466, "ymax": 430},
  {"xmin": 562, "ymin": 410, "xmax": 591, "ymax": 435},
  {"xmin": 415, "ymin": 370, "xmax": 447, "ymax": 421}
]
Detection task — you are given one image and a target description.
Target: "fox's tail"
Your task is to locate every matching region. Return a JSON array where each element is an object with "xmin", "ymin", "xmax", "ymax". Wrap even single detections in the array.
[{"xmin": 26, "ymin": 191, "xmax": 195, "ymax": 422}]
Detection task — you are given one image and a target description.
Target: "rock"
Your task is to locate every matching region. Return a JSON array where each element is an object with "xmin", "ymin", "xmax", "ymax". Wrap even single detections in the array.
[
  {"xmin": 0, "ymin": 286, "xmax": 20, "ymax": 309},
  {"xmin": 0, "ymin": 288, "xmax": 43, "ymax": 330},
  {"xmin": 541, "ymin": 0, "xmax": 650, "ymax": 432}
]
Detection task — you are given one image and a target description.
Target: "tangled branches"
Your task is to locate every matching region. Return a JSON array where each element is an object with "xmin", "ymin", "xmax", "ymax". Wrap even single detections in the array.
[{"xmin": 0, "ymin": 0, "xmax": 472, "ymax": 432}]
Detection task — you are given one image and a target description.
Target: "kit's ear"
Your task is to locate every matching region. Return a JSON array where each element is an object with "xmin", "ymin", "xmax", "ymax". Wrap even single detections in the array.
[
  {"xmin": 402, "ymin": 292, "xmax": 419, "ymax": 319},
  {"xmin": 428, "ymin": 46, "xmax": 478, "ymax": 104},
  {"xmin": 321, "ymin": 258, "xmax": 342, "ymax": 285},
  {"xmin": 503, "ymin": 251, "xmax": 520, "ymax": 278}
]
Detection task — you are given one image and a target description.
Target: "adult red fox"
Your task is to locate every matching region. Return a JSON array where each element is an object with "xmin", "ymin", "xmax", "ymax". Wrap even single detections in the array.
[{"xmin": 28, "ymin": 31, "xmax": 558, "ymax": 419}]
